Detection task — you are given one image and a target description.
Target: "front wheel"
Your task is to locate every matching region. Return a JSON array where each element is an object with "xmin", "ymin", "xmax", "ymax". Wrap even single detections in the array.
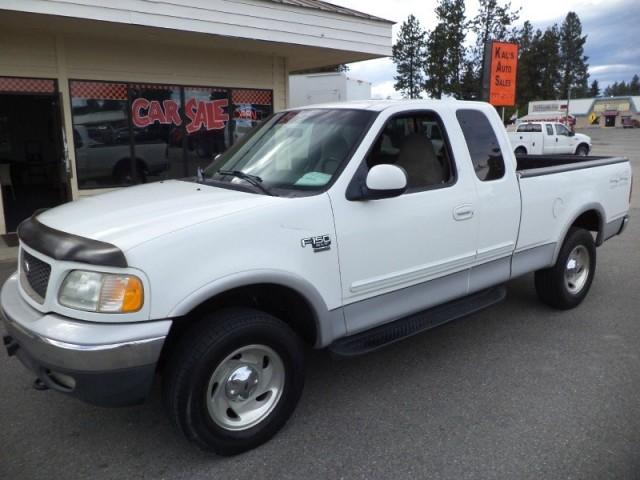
[
  {"xmin": 576, "ymin": 145, "xmax": 589, "ymax": 156},
  {"xmin": 534, "ymin": 227, "xmax": 596, "ymax": 309},
  {"xmin": 163, "ymin": 308, "xmax": 305, "ymax": 455}
]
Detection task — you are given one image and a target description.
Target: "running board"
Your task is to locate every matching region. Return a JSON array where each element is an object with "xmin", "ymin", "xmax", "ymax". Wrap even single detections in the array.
[{"xmin": 329, "ymin": 286, "xmax": 507, "ymax": 357}]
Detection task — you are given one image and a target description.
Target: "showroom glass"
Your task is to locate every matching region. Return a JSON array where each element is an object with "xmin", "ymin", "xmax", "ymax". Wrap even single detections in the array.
[
  {"xmin": 205, "ymin": 109, "xmax": 374, "ymax": 194},
  {"xmin": 69, "ymin": 81, "xmax": 273, "ymax": 189},
  {"xmin": 456, "ymin": 109, "xmax": 505, "ymax": 181},
  {"xmin": 70, "ymin": 81, "xmax": 132, "ymax": 188},
  {"xmin": 129, "ymin": 84, "xmax": 180, "ymax": 183},
  {"xmin": 184, "ymin": 87, "xmax": 230, "ymax": 177},
  {"xmin": 365, "ymin": 113, "xmax": 454, "ymax": 191}
]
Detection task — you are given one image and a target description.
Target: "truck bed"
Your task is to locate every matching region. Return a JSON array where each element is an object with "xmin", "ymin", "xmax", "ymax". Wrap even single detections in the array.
[{"xmin": 516, "ymin": 155, "xmax": 628, "ymax": 177}]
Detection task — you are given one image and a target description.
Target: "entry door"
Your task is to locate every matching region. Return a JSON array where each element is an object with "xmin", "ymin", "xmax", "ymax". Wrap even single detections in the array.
[
  {"xmin": 0, "ymin": 77, "xmax": 68, "ymax": 232},
  {"xmin": 329, "ymin": 112, "xmax": 478, "ymax": 334}
]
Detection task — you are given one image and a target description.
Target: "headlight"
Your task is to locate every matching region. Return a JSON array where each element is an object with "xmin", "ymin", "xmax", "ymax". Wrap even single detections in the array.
[{"xmin": 59, "ymin": 270, "xmax": 144, "ymax": 313}]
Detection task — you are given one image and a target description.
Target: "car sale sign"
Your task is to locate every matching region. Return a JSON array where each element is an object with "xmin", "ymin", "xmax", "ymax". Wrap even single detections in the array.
[{"xmin": 483, "ymin": 41, "xmax": 519, "ymax": 107}]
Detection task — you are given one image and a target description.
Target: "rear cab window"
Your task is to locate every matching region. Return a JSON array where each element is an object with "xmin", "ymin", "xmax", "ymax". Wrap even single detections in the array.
[
  {"xmin": 456, "ymin": 109, "xmax": 505, "ymax": 181},
  {"xmin": 546, "ymin": 124, "xmax": 554, "ymax": 136}
]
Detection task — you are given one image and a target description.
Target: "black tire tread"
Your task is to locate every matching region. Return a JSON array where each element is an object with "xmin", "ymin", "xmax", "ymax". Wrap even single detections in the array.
[
  {"xmin": 162, "ymin": 308, "xmax": 304, "ymax": 455},
  {"xmin": 534, "ymin": 227, "xmax": 596, "ymax": 310}
]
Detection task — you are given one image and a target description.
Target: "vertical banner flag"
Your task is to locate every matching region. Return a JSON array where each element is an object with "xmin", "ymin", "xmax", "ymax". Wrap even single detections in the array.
[{"xmin": 482, "ymin": 41, "xmax": 518, "ymax": 107}]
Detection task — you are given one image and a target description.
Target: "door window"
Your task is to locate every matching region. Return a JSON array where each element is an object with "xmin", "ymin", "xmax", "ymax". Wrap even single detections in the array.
[
  {"xmin": 546, "ymin": 124, "xmax": 554, "ymax": 136},
  {"xmin": 456, "ymin": 109, "xmax": 505, "ymax": 181},
  {"xmin": 365, "ymin": 113, "xmax": 455, "ymax": 191},
  {"xmin": 555, "ymin": 124, "xmax": 570, "ymax": 136}
]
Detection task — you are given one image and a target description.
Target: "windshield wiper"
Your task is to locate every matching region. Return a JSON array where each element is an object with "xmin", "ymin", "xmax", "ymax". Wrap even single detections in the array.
[{"xmin": 217, "ymin": 170, "xmax": 275, "ymax": 196}]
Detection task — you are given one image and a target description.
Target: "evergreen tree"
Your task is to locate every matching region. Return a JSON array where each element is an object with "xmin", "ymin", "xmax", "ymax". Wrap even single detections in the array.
[
  {"xmin": 536, "ymin": 25, "xmax": 562, "ymax": 99},
  {"xmin": 459, "ymin": 61, "xmax": 478, "ymax": 100},
  {"xmin": 468, "ymin": 0, "xmax": 521, "ymax": 99},
  {"xmin": 630, "ymin": 74, "xmax": 640, "ymax": 95},
  {"xmin": 515, "ymin": 21, "xmax": 536, "ymax": 110},
  {"xmin": 559, "ymin": 12, "xmax": 589, "ymax": 98},
  {"xmin": 589, "ymin": 79, "xmax": 600, "ymax": 97},
  {"xmin": 392, "ymin": 15, "xmax": 427, "ymax": 99},
  {"xmin": 424, "ymin": 24, "xmax": 449, "ymax": 98},
  {"xmin": 424, "ymin": 0, "xmax": 467, "ymax": 98}
]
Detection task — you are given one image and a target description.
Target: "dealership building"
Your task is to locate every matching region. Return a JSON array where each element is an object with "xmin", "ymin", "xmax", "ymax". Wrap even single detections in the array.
[
  {"xmin": 0, "ymin": 0, "xmax": 392, "ymax": 234},
  {"xmin": 526, "ymin": 96, "xmax": 640, "ymax": 129}
]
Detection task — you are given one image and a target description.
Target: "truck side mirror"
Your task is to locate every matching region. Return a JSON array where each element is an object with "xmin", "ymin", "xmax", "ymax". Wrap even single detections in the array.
[
  {"xmin": 568, "ymin": 131, "xmax": 575, "ymax": 137},
  {"xmin": 363, "ymin": 164, "xmax": 407, "ymax": 199}
]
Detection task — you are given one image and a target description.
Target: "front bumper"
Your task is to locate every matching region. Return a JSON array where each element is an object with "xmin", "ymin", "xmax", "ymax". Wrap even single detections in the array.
[{"xmin": 1, "ymin": 274, "xmax": 171, "ymax": 407}]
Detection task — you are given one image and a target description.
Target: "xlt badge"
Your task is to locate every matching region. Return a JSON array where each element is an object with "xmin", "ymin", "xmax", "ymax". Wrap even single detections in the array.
[{"xmin": 301, "ymin": 235, "xmax": 331, "ymax": 252}]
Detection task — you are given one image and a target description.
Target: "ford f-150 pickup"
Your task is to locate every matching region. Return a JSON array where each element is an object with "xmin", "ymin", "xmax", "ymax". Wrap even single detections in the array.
[{"xmin": 1, "ymin": 100, "xmax": 632, "ymax": 455}]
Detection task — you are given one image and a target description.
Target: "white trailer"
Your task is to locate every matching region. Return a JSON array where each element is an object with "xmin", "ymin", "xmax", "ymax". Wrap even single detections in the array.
[{"xmin": 289, "ymin": 72, "xmax": 371, "ymax": 108}]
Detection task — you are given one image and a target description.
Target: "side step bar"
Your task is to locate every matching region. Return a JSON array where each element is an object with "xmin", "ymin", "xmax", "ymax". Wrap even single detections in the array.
[{"xmin": 329, "ymin": 286, "xmax": 507, "ymax": 357}]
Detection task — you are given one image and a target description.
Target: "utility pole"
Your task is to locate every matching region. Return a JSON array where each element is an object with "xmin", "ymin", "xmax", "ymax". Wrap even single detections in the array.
[{"xmin": 566, "ymin": 85, "xmax": 572, "ymax": 127}]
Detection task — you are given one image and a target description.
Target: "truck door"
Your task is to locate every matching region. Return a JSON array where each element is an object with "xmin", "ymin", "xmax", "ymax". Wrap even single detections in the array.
[
  {"xmin": 544, "ymin": 123, "xmax": 556, "ymax": 153},
  {"xmin": 329, "ymin": 110, "xmax": 478, "ymax": 334},
  {"xmin": 455, "ymin": 109, "xmax": 521, "ymax": 291},
  {"xmin": 554, "ymin": 123, "xmax": 573, "ymax": 154}
]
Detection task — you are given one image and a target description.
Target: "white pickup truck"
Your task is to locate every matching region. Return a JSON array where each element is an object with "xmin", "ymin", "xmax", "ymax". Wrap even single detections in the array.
[
  {"xmin": 509, "ymin": 121, "xmax": 592, "ymax": 156},
  {"xmin": 2, "ymin": 100, "xmax": 632, "ymax": 455}
]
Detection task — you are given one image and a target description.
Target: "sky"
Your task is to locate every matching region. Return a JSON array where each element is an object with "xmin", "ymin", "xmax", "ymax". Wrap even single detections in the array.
[{"xmin": 328, "ymin": 0, "xmax": 640, "ymax": 99}]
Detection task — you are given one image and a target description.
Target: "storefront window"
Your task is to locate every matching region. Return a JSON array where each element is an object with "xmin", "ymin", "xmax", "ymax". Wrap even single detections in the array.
[
  {"xmin": 184, "ymin": 87, "xmax": 230, "ymax": 177},
  {"xmin": 70, "ymin": 81, "xmax": 132, "ymax": 188},
  {"xmin": 231, "ymin": 89, "xmax": 273, "ymax": 144},
  {"xmin": 69, "ymin": 80, "xmax": 273, "ymax": 189},
  {"xmin": 129, "ymin": 83, "xmax": 179, "ymax": 182}
]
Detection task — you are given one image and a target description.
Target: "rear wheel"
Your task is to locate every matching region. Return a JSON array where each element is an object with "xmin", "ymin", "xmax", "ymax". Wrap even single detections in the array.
[
  {"xmin": 534, "ymin": 227, "xmax": 596, "ymax": 309},
  {"xmin": 514, "ymin": 147, "xmax": 527, "ymax": 156},
  {"xmin": 163, "ymin": 308, "xmax": 305, "ymax": 455}
]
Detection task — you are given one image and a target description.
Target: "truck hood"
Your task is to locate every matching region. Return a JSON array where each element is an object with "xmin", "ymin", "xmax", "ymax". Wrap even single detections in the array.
[
  {"xmin": 575, "ymin": 133, "xmax": 591, "ymax": 144},
  {"xmin": 36, "ymin": 180, "xmax": 278, "ymax": 251}
]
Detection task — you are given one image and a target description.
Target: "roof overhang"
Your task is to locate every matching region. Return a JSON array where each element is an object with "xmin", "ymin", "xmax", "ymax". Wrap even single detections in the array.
[{"xmin": 0, "ymin": 0, "xmax": 393, "ymax": 70}]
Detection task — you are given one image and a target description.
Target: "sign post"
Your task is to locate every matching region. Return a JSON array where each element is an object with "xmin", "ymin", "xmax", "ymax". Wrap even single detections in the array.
[{"xmin": 481, "ymin": 40, "xmax": 519, "ymax": 110}]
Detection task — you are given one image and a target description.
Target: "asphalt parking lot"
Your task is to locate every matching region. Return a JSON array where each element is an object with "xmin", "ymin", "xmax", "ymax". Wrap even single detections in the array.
[{"xmin": 1, "ymin": 128, "xmax": 639, "ymax": 480}]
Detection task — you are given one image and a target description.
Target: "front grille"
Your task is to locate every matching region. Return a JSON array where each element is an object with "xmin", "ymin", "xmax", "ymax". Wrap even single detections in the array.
[{"xmin": 19, "ymin": 250, "xmax": 51, "ymax": 303}]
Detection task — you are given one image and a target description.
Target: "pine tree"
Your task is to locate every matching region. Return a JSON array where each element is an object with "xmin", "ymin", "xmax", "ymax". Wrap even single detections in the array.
[
  {"xmin": 589, "ymin": 80, "xmax": 600, "ymax": 97},
  {"xmin": 468, "ymin": 0, "xmax": 521, "ymax": 99},
  {"xmin": 424, "ymin": 24, "xmax": 449, "ymax": 98},
  {"xmin": 392, "ymin": 15, "xmax": 427, "ymax": 99},
  {"xmin": 559, "ymin": 12, "xmax": 589, "ymax": 98},
  {"xmin": 630, "ymin": 74, "xmax": 640, "ymax": 95},
  {"xmin": 537, "ymin": 25, "xmax": 562, "ymax": 100},
  {"xmin": 424, "ymin": 0, "xmax": 467, "ymax": 98},
  {"xmin": 515, "ymin": 21, "xmax": 536, "ymax": 110}
]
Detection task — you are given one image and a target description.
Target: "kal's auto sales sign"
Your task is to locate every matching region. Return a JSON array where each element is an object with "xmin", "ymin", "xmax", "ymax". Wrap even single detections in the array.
[{"xmin": 132, "ymin": 98, "xmax": 229, "ymax": 133}]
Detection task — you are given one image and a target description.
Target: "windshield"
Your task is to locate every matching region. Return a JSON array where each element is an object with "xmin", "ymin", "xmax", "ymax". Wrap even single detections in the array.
[{"xmin": 203, "ymin": 109, "xmax": 374, "ymax": 195}]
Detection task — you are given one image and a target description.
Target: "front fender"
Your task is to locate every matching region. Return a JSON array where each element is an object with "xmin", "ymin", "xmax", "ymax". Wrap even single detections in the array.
[{"xmin": 167, "ymin": 269, "xmax": 346, "ymax": 348}]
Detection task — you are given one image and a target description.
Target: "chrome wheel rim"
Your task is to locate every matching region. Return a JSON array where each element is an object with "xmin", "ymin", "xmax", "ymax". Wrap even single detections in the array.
[
  {"xmin": 564, "ymin": 245, "xmax": 590, "ymax": 294},
  {"xmin": 206, "ymin": 344, "xmax": 285, "ymax": 431}
]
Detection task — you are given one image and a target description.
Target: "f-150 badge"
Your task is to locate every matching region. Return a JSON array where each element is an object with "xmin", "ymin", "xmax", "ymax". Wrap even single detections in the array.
[{"xmin": 301, "ymin": 235, "xmax": 331, "ymax": 252}]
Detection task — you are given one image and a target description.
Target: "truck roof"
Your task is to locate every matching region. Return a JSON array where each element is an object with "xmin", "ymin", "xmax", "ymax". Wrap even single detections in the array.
[{"xmin": 292, "ymin": 98, "xmax": 490, "ymax": 112}]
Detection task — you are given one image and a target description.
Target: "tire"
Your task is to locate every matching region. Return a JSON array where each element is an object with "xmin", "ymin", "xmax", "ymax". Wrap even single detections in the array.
[
  {"xmin": 576, "ymin": 144, "xmax": 589, "ymax": 156},
  {"xmin": 163, "ymin": 308, "xmax": 305, "ymax": 455},
  {"xmin": 534, "ymin": 227, "xmax": 596, "ymax": 310},
  {"xmin": 514, "ymin": 147, "xmax": 527, "ymax": 156}
]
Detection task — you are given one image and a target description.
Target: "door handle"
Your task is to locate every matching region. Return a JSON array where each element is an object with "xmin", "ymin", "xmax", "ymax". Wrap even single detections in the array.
[{"xmin": 453, "ymin": 204, "xmax": 474, "ymax": 221}]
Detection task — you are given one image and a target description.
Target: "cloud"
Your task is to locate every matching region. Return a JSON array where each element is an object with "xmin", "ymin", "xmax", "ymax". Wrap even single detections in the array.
[{"xmin": 333, "ymin": 0, "xmax": 639, "ymax": 97}]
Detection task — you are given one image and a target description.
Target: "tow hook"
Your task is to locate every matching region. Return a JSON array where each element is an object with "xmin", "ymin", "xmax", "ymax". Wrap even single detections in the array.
[
  {"xmin": 33, "ymin": 378, "xmax": 49, "ymax": 391},
  {"xmin": 3, "ymin": 335, "xmax": 18, "ymax": 357}
]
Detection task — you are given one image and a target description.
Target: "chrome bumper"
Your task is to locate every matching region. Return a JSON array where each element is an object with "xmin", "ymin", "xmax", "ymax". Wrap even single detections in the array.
[{"xmin": 1, "ymin": 274, "xmax": 171, "ymax": 406}]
